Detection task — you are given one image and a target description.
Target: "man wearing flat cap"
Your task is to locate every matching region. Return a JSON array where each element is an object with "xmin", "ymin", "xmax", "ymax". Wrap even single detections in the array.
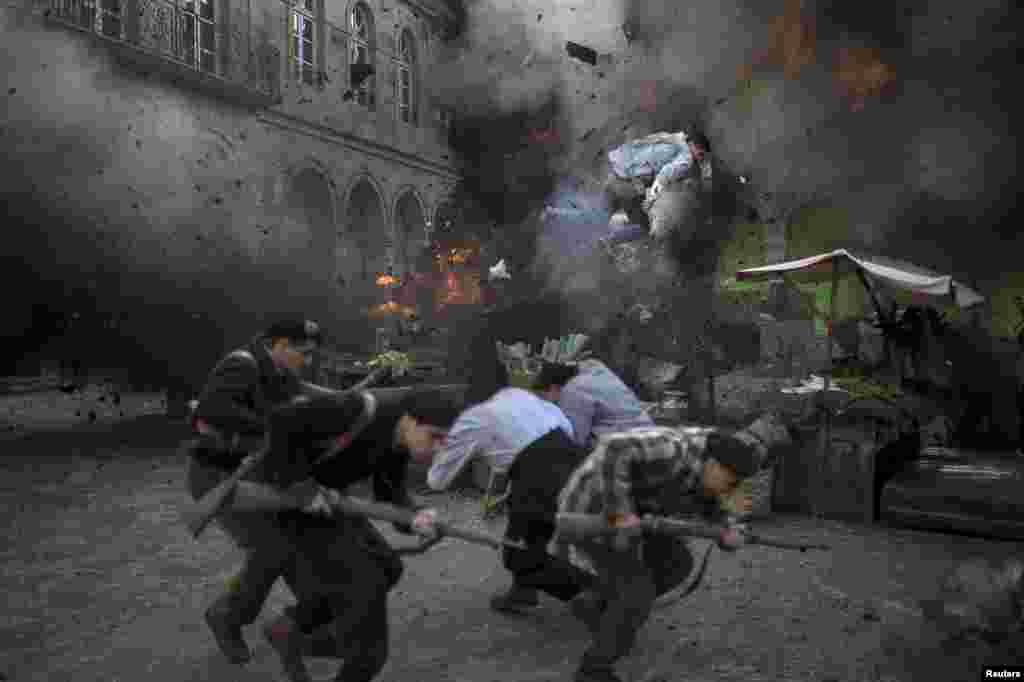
[
  {"xmin": 185, "ymin": 318, "xmax": 327, "ymax": 664},
  {"xmin": 556, "ymin": 413, "xmax": 794, "ymax": 682}
]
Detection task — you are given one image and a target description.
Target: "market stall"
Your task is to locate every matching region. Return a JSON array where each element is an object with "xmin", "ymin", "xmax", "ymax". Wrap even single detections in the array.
[{"xmin": 737, "ymin": 250, "xmax": 985, "ymax": 522}]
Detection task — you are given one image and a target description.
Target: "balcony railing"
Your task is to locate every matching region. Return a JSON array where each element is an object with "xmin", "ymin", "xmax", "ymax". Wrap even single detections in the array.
[{"xmin": 47, "ymin": 0, "xmax": 280, "ymax": 107}]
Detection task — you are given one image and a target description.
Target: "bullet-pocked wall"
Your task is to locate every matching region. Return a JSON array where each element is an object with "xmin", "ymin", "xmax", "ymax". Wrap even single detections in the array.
[{"xmin": 1, "ymin": 0, "xmax": 460, "ymax": 384}]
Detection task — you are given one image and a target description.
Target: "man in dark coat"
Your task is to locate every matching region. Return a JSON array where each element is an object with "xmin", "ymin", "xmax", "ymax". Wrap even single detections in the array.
[
  {"xmin": 253, "ymin": 387, "xmax": 461, "ymax": 682},
  {"xmin": 185, "ymin": 318, "xmax": 325, "ymax": 664}
]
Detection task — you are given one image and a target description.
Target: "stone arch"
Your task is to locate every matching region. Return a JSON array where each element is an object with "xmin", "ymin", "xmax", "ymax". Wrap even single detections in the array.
[
  {"xmin": 391, "ymin": 187, "xmax": 428, "ymax": 277},
  {"xmin": 280, "ymin": 159, "xmax": 338, "ymax": 316},
  {"xmin": 339, "ymin": 173, "xmax": 390, "ymax": 300}
]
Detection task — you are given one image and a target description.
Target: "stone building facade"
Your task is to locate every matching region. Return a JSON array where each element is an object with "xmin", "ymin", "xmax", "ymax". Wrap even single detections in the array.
[{"xmin": 2, "ymin": 0, "xmax": 462, "ymax": 376}]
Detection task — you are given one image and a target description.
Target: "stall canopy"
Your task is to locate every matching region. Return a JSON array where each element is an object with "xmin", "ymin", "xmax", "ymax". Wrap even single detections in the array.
[{"xmin": 736, "ymin": 249, "xmax": 985, "ymax": 309}]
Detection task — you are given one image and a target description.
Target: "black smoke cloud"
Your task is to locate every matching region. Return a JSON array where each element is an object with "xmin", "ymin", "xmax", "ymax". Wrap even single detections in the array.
[{"xmin": 0, "ymin": 176, "xmax": 301, "ymax": 384}]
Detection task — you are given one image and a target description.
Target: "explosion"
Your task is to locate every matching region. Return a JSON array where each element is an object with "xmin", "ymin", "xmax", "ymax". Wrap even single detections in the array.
[
  {"xmin": 375, "ymin": 272, "xmax": 400, "ymax": 287},
  {"xmin": 366, "ymin": 301, "xmax": 417, "ymax": 319},
  {"xmin": 833, "ymin": 46, "xmax": 896, "ymax": 111},
  {"xmin": 740, "ymin": 0, "xmax": 817, "ymax": 83}
]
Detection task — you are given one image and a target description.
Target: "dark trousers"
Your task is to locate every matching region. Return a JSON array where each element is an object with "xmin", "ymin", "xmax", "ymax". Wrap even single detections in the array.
[
  {"xmin": 186, "ymin": 454, "xmax": 298, "ymax": 627},
  {"xmin": 281, "ymin": 513, "xmax": 402, "ymax": 681},
  {"xmin": 576, "ymin": 536, "xmax": 694, "ymax": 676},
  {"xmin": 577, "ymin": 542, "xmax": 657, "ymax": 675},
  {"xmin": 503, "ymin": 429, "xmax": 595, "ymax": 601}
]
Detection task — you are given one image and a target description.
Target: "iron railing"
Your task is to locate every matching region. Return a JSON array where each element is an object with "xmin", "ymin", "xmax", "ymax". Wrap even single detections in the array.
[{"xmin": 48, "ymin": 0, "xmax": 280, "ymax": 106}]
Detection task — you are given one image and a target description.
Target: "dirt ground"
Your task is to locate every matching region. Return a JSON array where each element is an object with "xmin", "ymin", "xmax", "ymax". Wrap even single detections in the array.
[{"xmin": 2, "ymin": 401, "xmax": 1023, "ymax": 682}]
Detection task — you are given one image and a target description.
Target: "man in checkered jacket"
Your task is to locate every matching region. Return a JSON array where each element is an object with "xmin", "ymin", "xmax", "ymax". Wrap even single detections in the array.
[{"xmin": 557, "ymin": 414, "xmax": 794, "ymax": 682}]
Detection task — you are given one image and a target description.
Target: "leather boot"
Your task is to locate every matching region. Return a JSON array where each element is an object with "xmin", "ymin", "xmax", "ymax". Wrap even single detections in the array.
[
  {"xmin": 262, "ymin": 615, "xmax": 313, "ymax": 682},
  {"xmin": 203, "ymin": 604, "xmax": 251, "ymax": 664}
]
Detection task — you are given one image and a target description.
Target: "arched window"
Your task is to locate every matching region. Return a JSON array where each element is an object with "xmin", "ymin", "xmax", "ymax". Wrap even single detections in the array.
[
  {"xmin": 349, "ymin": 3, "xmax": 375, "ymax": 108},
  {"xmin": 396, "ymin": 29, "xmax": 416, "ymax": 125},
  {"xmin": 289, "ymin": 0, "xmax": 318, "ymax": 85}
]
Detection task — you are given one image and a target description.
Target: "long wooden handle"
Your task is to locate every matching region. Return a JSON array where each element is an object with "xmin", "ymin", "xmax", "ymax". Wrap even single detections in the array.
[{"xmin": 184, "ymin": 445, "xmax": 269, "ymax": 538}]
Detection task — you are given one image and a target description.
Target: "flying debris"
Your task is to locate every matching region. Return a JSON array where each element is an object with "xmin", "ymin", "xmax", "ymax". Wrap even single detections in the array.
[
  {"xmin": 488, "ymin": 259, "xmax": 511, "ymax": 281},
  {"xmin": 566, "ymin": 42, "xmax": 598, "ymax": 66}
]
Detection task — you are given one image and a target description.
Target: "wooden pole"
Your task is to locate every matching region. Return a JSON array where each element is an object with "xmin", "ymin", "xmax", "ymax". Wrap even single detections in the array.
[
  {"xmin": 815, "ymin": 258, "xmax": 841, "ymax": 518},
  {"xmin": 855, "ymin": 266, "xmax": 893, "ymax": 369}
]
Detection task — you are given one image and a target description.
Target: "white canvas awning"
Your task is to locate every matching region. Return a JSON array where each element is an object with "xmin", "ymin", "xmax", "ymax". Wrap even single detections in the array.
[{"xmin": 736, "ymin": 249, "xmax": 984, "ymax": 309}]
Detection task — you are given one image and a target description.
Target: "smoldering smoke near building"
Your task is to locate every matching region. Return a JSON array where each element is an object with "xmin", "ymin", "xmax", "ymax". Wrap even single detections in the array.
[{"xmin": 1, "ymin": 0, "xmax": 461, "ymax": 386}]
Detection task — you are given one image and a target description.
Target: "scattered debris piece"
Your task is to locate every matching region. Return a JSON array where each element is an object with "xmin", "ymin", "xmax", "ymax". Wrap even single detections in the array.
[
  {"xmin": 488, "ymin": 259, "xmax": 511, "ymax": 281},
  {"xmin": 566, "ymin": 41, "xmax": 598, "ymax": 66},
  {"xmin": 7, "ymin": 87, "xmax": 15, "ymax": 95}
]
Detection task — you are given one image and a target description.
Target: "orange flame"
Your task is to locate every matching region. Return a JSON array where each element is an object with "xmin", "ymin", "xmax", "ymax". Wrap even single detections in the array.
[
  {"xmin": 834, "ymin": 46, "xmax": 895, "ymax": 111},
  {"xmin": 756, "ymin": 0, "xmax": 817, "ymax": 80},
  {"xmin": 436, "ymin": 270, "xmax": 481, "ymax": 307},
  {"xmin": 366, "ymin": 301, "xmax": 417, "ymax": 318},
  {"xmin": 376, "ymin": 273, "xmax": 400, "ymax": 287}
]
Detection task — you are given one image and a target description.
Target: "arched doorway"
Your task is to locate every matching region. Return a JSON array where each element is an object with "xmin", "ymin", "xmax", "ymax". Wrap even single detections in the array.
[
  {"xmin": 341, "ymin": 177, "xmax": 390, "ymax": 308},
  {"xmin": 281, "ymin": 166, "xmax": 336, "ymax": 318},
  {"xmin": 394, "ymin": 191, "xmax": 427, "ymax": 277}
]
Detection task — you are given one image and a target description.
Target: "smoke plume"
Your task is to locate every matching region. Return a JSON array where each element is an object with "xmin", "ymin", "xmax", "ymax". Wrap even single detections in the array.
[{"xmin": 435, "ymin": 0, "xmax": 1020, "ymax": 306}]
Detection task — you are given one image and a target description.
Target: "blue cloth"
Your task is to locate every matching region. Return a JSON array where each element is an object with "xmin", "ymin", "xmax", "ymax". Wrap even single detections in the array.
[
  {"xmin": 558, "ymin": 360, "xmax": 654, "ymax": 450},
  {"xmin": 608, "ymin": 141, "xmax": 686, "ymax": 180},
  {"xmin": 603, "ymin": 223, "xmax": 650, "ymax": 245},
  {"xmin": 427, "ymin": 388, "xmax": 574, "ymax": 490},
  {"xmin": 608, "ymin": 132, "xmax": 696, "ymax": 187}
]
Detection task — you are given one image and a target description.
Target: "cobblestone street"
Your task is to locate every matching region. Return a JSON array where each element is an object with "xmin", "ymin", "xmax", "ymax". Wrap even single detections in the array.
[{"xmin": 2, "ymin": 413, "xmax": 1022, "ymax": 682}]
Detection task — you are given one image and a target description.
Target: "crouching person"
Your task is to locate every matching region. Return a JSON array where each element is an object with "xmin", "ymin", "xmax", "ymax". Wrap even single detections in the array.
[
  {"xmin": 256, "ymin": 387, "xmax": 460, "ymax": 682},
  {"xmin": 556, "ymin": 414, "xmax": 793, "ymax": 682},
  {"xmin": 425, "ymin": 384, "xmax": 598, "ymax": 615}
]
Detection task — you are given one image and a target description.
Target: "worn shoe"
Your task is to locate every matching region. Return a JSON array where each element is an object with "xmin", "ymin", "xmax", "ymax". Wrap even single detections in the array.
[
  {"xmin": 262, "ymin": 616, "xmax": 313, "ymax": 682},
  {"xmin": 489, "ymin": 585, "xmax": 540, "ymax": 614},
  {"xmin": 204, "ymin": 605, "xmax": 251, "ymax": 664},
  {"xmin": 569, "ymin": 591, "xmax": 606, "ymax": 635}
]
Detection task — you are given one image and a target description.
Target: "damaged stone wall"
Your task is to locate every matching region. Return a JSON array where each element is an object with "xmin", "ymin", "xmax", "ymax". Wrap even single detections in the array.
[{"xmin": 1, "ymin": 0, "xmax": 460, "ymax": 383}]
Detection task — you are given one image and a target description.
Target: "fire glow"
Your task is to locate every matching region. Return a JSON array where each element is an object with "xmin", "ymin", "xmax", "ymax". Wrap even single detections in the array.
[
  {"xmin": 375, "ymin": 273, "xmax": 400, "ymax": 287},
  {"xmin": 438, "ymin": 247, "xmax": 475, "ymax": 266},
  {"xmin": 366, "ymin": 301, "xmax": 416, "ymax": 318},
  {"xmin": 833, "ymin": 46, "xmax": 895, "ymax": 111},
  {"xmin": 737, "ymin": 0, "xmax": 895, "ymax": 111}
]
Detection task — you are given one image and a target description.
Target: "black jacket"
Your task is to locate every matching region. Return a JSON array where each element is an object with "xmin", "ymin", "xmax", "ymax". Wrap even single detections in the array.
[
  {"xmin": 194, "ymin": 338, "xmax": 303, "ymax": 436},
  {"xmin": 262, "ymin": 389, "xmax": 420, "ymax": 532}
]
